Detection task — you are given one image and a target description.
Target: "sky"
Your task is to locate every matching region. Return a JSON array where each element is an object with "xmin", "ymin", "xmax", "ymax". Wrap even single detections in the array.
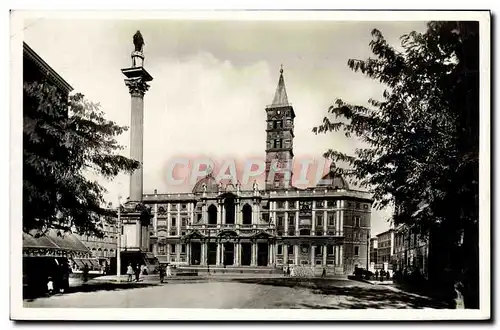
[{"xmin": 22, "ymin": 15, "xmax": 428, "ymax": 236}]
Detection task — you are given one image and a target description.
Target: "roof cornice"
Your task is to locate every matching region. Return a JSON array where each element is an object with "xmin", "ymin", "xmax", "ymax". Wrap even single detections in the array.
[{"xmin": 23, "ymin": 42, "xmax": 73, "ymax": 93}]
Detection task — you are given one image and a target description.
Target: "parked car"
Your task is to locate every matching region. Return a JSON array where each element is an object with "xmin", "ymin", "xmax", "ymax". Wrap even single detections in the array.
[{"xmin": 353, "ymin": 267, "xmax": 374, "ymax": 280}]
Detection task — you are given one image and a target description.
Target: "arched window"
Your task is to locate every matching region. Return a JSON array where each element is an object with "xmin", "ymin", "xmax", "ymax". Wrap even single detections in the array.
[
  {"xmin": 242, "ymin": 204, "xmax": 252, "ymax": 225},
  {"xmin": 97, "ymin": 248, "xmax": 103, "ymax": 257},
  {"xmin": 224, "ymin": 197, "xmax": 235, "ymax": 224},
  {"xmin": 208, "ymin": 204, "xmax": 217, "ymax": 225}
]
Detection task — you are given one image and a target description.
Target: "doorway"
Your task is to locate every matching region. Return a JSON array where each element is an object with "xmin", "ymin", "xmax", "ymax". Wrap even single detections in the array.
[
  {"xmin": 190, "ymin": 242, "xmax": 201, "ymax": 265},
  {"xmin": 241, "ymin": 243, "xmax": 251, "ymax": 266},
  {"xmin": 207, "ymin": 243, "xmax": 217, "ymax": 265},
  {"xmin": 223, "ymin": 243, "xmax": 234, "ymax": 266},
  {"xmin": 257, "ymin": 243, "xmax": 269, "ymax": 266}
]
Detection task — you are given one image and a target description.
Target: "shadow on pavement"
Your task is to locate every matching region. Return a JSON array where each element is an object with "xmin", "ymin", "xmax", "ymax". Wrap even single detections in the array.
[
  {"xmin": 233, "ymin": 278, "xmax": 452, "ymax": 309},
  {"xmin": 24, "ymin": 282, "xmax": 158, "ymax": 302}
]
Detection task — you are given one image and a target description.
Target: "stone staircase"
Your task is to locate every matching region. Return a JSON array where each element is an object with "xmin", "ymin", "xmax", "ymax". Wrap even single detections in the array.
[{"xmin": 176, "ymin": 265, "xmax": 284, "ymax": 275}]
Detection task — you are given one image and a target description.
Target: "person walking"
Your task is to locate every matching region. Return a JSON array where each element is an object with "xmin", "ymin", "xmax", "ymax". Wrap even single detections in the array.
[
  {"xmin": 159, "ymin": 265, "xmax": 165, "ymax": 283},
  {"xmin": 46, "ymin": 276, "xmax": 54, "ymax": 295},
  {"xmin": 126, "ymin": 263, "xmax": 134, "ymax": 282},
  {"xmin": 166, "ymin": 264, "xmax": 172, "ymax": 278},
  {"xmin": 321, "ymin": 267, "xmax": 326, "ymax": 278},
  {"xmin": 375, "ymin": 270, "xmax": 379, "ymax": 281},
  {"xmin": 60, "ymin": 262, "xmax": 70, "ymax": 293},
  {"xmin": 135, "ymin": 263, "xmax": 141, "ymax": 282},
  {"xmin": 82, "ymin": 263, "xmax": 89, "ymax": 283}
]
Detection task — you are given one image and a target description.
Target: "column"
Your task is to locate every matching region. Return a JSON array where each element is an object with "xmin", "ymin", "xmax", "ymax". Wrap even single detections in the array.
[
  {"xmin": 176, "ymin": 243, "xmax": 181, "ymax": 262},
  {"xmin": 201, "ymin": 242, "xmax": 206, "ymax": 265},
  {"xmin": 310, "ymin": 244, "xmax": 315, "ymax": 266},
  {"xmin": 236, "ymin": 203, "xmax": 241, "ymax": 225},
  {"xmin": 153, "ymin": 204, "xmax": 158, "ymax": 236},
  {"xmin": 323, "ymin": 210, "xmax": 327, "ymax": 235},
  {"xmin": 284, "ymin": 202, "xmax": 289, "ymax": 234},
  {"xmin": 201, "ymin": 202, "xmax": 208, "ymax": 224},
  {"xmin": 217, "ymin": 203, "xmax": 222, "ymax": 226},
  {"xmin": 295, "ymin": 201, "xmax": 299, "ymax": 236},
  {"xmin": 251, "ymin": 242, "xmax": 257, "ymax": 266},
  {"xmin": 167, "ymin": 242, "xmax": 171, "ymax": 262},
  {"xmin": 187, "ymin": 243, "xmax": 191, "ymax": 265},
  {"xmin": 339, "ymin": 201, "xmax": 344, "ymax": 236},
  {"xmin": 339, "ymin": 245, "xmax": 343, "ymax": 265},
  {"xmin": 189, "ymin": 203, "xmax": 194, "ymax": 225},
  {"xmin": 234, "ymin": 243, "xmax": 240, "ymax": 266},
  {"xmin": 177, "ymin": 203, "xmax": 181, "ymax": 236},
  {"xmin": 272, "ymin": 201, "xmax": 276, "ymax": 225},
  {"xmin": 267, "ymin": 244, "xmax": 272, "ymax": 266},
  {"xmin": 335, "ymin": 245, "xmax": 339, "ymax": 265},
  {"xmin": 322, "ymin": 245, "xmax": 327, "ymax": 266},
  {"xmin": 283, "ymin": 244, "xmax": 288, "ymax": 265},
  {"xmin": 336, "ymin": 200, "xmax": 341, "ymax": 235},
  {"xmin": 123, "ymin": 70, "xmax": 151, "ymax": 202},
  {"xmin": 216, "ymin": 243, "xmax": 221, "ymax": 265},
  {"xmin": 135, "ymin": 221, "xmax": 141, "ymax": 249},
  {"xmin": 294, "ymin": 245, "xmax": 299, "ymax": 265},
  {"xmin": 311, "ymin": 201, "xmax": 316, "ymax": 235}
]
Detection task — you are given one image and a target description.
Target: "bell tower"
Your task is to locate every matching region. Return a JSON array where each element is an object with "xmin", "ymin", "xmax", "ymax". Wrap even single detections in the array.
[{"xmin": 265, "ymin": 66, "xmax": 295, "ymax": 190}]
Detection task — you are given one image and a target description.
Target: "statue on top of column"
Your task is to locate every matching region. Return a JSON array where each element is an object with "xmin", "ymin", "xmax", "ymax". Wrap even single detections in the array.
[{"xmin": 133, "ymin": 30, "xmax": 145, "ymax": 53}]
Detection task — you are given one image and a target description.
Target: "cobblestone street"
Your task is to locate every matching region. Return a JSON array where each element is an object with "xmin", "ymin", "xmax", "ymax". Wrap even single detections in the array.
[{"xmin": 24, "ymin": 279, "xmax": 448, "ymax": 309}]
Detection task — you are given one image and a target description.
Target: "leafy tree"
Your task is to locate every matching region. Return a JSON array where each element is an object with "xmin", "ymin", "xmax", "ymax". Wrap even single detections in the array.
[
  {"xmin": 23, "ymin": 81, "xmax": 140, "ymax": 237},
  {"xmin": 313, "ymin": 21, "xmax": 479, "ymax": 308}
]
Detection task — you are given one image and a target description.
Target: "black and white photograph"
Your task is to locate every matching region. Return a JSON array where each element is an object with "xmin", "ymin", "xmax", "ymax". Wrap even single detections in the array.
[{"xmin": 9, "ymin": 9, "xmax": 490, "ymax": 321}]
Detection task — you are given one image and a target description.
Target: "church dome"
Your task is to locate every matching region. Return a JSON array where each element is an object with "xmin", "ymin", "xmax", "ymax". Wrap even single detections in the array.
[
  {"xmin": 316, "ymin": 164, "xmax": 350, "ymax": 190},
  {"xmin": 192, "ymin": 174, "xmax": 219, "ymax": 193}
]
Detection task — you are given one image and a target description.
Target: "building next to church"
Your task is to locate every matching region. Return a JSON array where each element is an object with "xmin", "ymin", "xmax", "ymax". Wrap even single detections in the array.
[
  {"xmin": 369, "ymin": 237, "xmax": 378, "ymax": 272},
  {"xmin": 375, "ymin": 228, "xmax": 395, "ymax": 273},
  {"xmin": 141, "ymin": 68, "xmax": 373, "ymax": 276},
  {"xmin": 393, "ymin": 224, "xmax": 429, "ymax": 278},
  {"xmin": 73, "ymin": 214, "xmax": 119, "ymax": 270}
]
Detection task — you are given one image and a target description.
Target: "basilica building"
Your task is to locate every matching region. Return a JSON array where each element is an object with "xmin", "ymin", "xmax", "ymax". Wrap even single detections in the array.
[{"xmin": 142, "ymin": 68, "xmax": 373, "ymax": 275}]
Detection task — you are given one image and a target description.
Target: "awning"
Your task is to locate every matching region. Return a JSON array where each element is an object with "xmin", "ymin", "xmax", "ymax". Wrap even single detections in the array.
[
  {"xmin": 73, "ymin": 258, "xmax": 100, "ymax": 268},
  {"xmin": 23, "ymin": 229, "xmax": 90, "ymax": 253}
]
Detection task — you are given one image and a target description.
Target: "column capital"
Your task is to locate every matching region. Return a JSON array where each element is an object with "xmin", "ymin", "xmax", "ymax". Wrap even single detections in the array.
[{"xmin": 125, "ymin": 77, "xmax": 150, "ymax": 97}]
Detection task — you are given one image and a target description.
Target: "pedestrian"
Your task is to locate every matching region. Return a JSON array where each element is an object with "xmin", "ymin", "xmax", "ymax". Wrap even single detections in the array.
[
  {"xmin": 290, "ymin": 266, "xmax": 295, "ymax": 277},
  {"xmin": 159, "ymin": 265, "xmax": 165, "ymax": 283},
  {"xmin": 60, "ymin": 262, "xmax": 70, "ymax": 293},
  {"xmin": 166, "ymin": 264, "xmax": 172, "ymax": 278},
  {"xmin": 286, "ymin": 266, "xmax": 290, "ymax": 277},
  {"xmin": 82, "ymin": 263, "xmax": 89, "ymax": 283},
  {"xmin": 47, "ymin": 276, "xmax": 54, "ymax": 295},
  {"xmin": 321, "ymin": 267, "xmax": 326, "ymax": 278},
  {"xmin": 135, "ymin": 264, "xmax": 141, "ymax": 282},
  {"xmin": 126, "ymin": 263, "xmax": 134, "ymax": 282},
  {"xmin": 375, "ymin": 270, "xmax": 379, "ymax": 281},
  {"xmin": 387, "ymin": 270, "xmax": 391, "ymax": 281}
]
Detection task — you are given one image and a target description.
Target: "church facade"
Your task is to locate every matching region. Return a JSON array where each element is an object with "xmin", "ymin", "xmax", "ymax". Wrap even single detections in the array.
[{"xmin": 142, "ymin": 69, "xmax": 373, "ymax": 275}]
